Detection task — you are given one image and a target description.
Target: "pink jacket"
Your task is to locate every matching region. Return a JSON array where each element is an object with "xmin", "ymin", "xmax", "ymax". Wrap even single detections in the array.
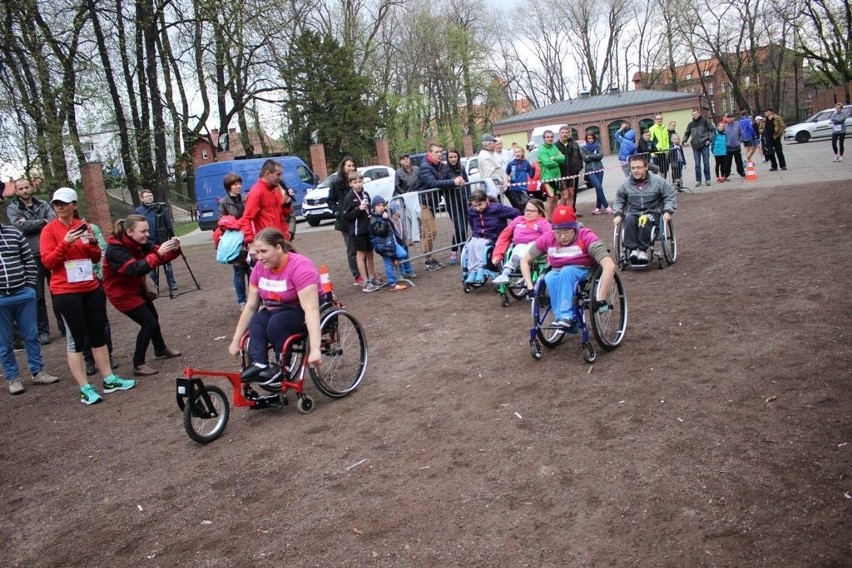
[{"xmin": 492, "ymin": 217, "xmax": 551, "ymax": 261}]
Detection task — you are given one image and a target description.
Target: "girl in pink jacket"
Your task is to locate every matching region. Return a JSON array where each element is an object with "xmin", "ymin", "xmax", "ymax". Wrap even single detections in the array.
[{"xmin": 491, "ymin": 199, "xmax": 550, "ymax": 284}]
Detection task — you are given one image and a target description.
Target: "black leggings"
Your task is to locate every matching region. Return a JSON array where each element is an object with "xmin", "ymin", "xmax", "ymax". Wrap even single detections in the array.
[
  {"xmin": 53, "ymin": 287, "xmax": 108, "ymax": 352},
  {"xmin": 123, "ymin": 299, "xmax": 166, "ymax": 366},
  {"xmin": 832, "ymin": 132, "xmax": 846, "ymax": 156}
]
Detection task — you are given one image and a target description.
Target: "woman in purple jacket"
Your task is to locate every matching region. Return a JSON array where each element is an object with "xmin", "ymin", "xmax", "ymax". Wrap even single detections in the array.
[{"xmin": 464, "ymin": 189, "xmax": 520, "ymax": 285}]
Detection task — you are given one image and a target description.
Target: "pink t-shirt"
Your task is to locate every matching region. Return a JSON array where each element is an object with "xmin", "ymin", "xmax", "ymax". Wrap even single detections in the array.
[
  {"xmin": 533, "ymin": 227, "xmax": 599, "ymax": 269},
  {"xmin": 249, "ymin": 252, "xmax": 320, "ymax": 310}
]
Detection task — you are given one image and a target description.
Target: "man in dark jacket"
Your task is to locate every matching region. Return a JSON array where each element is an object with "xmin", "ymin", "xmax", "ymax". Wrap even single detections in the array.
[
  {"xmin": 136, "ymin": 189, "xmax": 178, "ymax": 291},
  {"xmin": 416, "ymin": 143, "xmax": 465, "ymax": 271},
  {"xmin": 556, "ymin": 125, "xmax": 584, "ymax": 215},
  {"xmin": 6, "ymin": 178, "xmax": 56, "ymax": 344},
  {"xmin": 682, "ymin": 109, "xmax": 715, "ymax": 187}
]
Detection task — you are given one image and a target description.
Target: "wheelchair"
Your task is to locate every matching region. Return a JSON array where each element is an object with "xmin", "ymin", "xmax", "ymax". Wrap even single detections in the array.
[
  {"xmin": 459, "ymin": 239, "xmax": 500, "ymax": 293},
  {"xmin": 528, "ymin": 263, "xmax": 627, "ymax": 363},
  {"xmin": 613, "ymin": 213, "xmax": 677, "ymax": 270},
  {"xmin": 176, "ymin": 302, "xmax": 367, "ymax": 444},
  {"xmin": 495, "ymin": 245, "xmax": 548, "ymax": 307}
]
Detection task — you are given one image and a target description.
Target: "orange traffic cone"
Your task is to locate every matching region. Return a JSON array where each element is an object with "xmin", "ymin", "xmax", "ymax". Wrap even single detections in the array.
[
  {"xmin": 745, "ymin": 161, "xmax": 757, "ymax": 181},
  {"xmin": 319, "ymin": 264, "xmax": 335, "ymax": 303}
]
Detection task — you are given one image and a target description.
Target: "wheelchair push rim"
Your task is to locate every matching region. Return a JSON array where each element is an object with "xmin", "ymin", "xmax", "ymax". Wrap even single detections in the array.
[
  {"xmin": 309, "ymin": 308, "xmax": 368, "ymax": 398},
  {"xmin": 588, "ymin": 266, "xmax": 628, "ymax": 351}
]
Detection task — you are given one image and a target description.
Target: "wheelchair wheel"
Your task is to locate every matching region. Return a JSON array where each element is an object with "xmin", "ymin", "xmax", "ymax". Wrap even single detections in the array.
[
  {"xmin": 506, "ymin": 273, "xmax": 528, "ymax": 300},
  {"xmin": 532, "ymin": 277, "xmax": 565, "ymax": 349},
  {"xmin": 588, "ymin": 266, "xmax": 627, "ymax": 351},
  {"xmin": 183, "ymin": 385, "xmax": 230, "ymax": 444},
  {"xmin": 660, "ymin": 218, "xmax": 677, "ymax": 265},
  {"xmin": 309, "ymin": 308, "xmax": 367, "ymax": 398},
  {"xmin": 242, "ymin": 335, "xmax": 304, "ymax": 389},
  {"xmin": 612, "ymin": 224, "xmax": 627, "ymax": 270}
]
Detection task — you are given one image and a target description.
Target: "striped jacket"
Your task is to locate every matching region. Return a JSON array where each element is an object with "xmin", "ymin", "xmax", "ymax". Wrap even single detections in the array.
[{"xmin": 0, "ymin": 224, "xmax": 37, "ymax": 293}]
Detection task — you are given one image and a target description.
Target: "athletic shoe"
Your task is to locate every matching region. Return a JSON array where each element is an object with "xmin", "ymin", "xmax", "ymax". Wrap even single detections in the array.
[
  {"xmin": 715, "ymin": 176, "xmax": 723, "ymax": 183},
  {"xmin": 833, "ymin": 156, "xmax": 839, "ymax": 162},
  {"xmin": 605, "ymin": 206, "xmax": 615, "ymax": 215},
  {"xmin": 492, "ymin": 271, "xmax": 511, "ymax": 285},
  {"xmin": 389, "ymin": 283, "xmax": 407, "ymax": 291},
  {"xmin": 8, "ymin": 379, "xmax": 25, "ymax": 395},
  {"xmin": 628, "ymin": 250, "xmax": 639, "ymax": 262},
  {"xmin": 553, "ymin": 317, "xmax": 575, "ymax": 329},
  {"xmin": 102, "ymin": 375, "xmax": 136, "ymax": 393},
  {"xmin": 362, "ymin": 281, "xmax": 380, "ymax": 293},
  {"xmin": 695, "ymin": 182, "xmax": 703, "ymax": 188},
  {"xmin": 80, "ymin": 384, "xmax": 103, "ymax": 405},
  {"xmin": 38, "ymin": 333, "xmax": 51, "ymax": 345},
  {"xmin": 31, "ymin": 370, "xmax": 59, "ymax": 385},
  {"xmin": 591, "ymin": 208, "xmax": 601, "ymax": 215},
  {"xmin": 370, "ymin": 278, "xmax": 387, "ymax": 288},
  {"xmin": 448, "ymin": 252, "xmax": 457, "ymax": 266},
  {"xmin": 473, "ymin": 270, "xmax": 485, "ymax": 285},
  {"xmin": 705, "ymin": 181, "xmax": 712, "ymax": 186},
  {"xmin": 636, "ymin": 250, "xmax": 649, "ymax": 262},
  {"xmin": 240, "ymin": 362, "xmax": 266, "ymax": 382},
  {"xmin": 86, "ymin": 361, "xmax": 97, "ymax": 376},
  {"xmin": 839, "ymin": 157, "xmax": 843, "ymax": 162},
  {"xmin": 769, "ymin": 167, "xmax": 778, "ymax": 171},
  {"xmin": 425, "ymin": 259, "xmax": 444, "ymax": 271},
  {"xmin": 353, "ymin": 276, "xmax": 365, "ymax": 286},
  {"xmin": 464, "ymin": 271, "xmax": 477, "ymax": 284},
  {"xmin": 110, "ymin": 355, "xmax": 119, "ymax": 369},
  {"xmin": 404, "ymin": 271, "xmax": 417, "ymax": 279},
  {"xmin": 781, "ymin": 167, "xmax": 787, "ymax": 170},
  {"xmin": 256, "ymin": 364, "xmax": 283, "ymax": 386}
]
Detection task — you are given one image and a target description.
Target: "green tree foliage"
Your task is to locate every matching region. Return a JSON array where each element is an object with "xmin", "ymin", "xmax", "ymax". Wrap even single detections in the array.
[{"xmin": 281, "ymin": 30, "xmax": 380, "ymax": 166}]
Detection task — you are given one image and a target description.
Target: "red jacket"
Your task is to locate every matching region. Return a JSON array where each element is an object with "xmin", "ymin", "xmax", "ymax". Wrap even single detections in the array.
[
  {"xmin": 240, "ymin": 179, "xmax": 292, "ymax": 243},
  {"xmin": 40, "ymin": 219, "xmax": 102, "ymax": 295},
  {"xmin": 102, "ymin": 234, "xmax": 180, "ymax": 312}
]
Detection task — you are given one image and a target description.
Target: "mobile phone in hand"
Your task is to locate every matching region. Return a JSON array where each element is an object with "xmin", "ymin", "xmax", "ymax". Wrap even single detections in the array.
[{"xmin": 76, "ymin": 223, "xmax": 89, "ymax": 233}]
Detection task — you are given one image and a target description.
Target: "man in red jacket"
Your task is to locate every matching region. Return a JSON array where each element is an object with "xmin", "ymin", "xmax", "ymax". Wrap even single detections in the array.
[{"xmin": 240, "ymin": 159, "xmax": 294, "ymax": 256}]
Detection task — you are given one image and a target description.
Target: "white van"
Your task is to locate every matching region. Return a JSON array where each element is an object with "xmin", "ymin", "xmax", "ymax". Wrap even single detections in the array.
[{"xmin": 529, "ymin": 124, "xmax": 567, "ymax": 148}]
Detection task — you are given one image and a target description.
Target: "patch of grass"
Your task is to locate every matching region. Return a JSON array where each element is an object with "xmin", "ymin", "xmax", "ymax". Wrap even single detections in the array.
[{"xmin": 173, "ymin": 221, "xmax": 198, "ymax": 237}]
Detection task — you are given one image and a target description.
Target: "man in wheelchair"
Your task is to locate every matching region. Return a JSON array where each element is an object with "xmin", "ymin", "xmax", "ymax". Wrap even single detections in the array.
[
  {"xmin": 520, "ymin": 206, "xmax": 615, "ymax": 329},
  {"xmin": 612, "ymin": 155, "xmax": 677, "ymax": 264}
]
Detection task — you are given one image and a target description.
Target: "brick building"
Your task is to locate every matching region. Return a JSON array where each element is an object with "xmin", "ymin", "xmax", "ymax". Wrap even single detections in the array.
[{"xmin": 191, "ymin": 127, "xmax": 287, "ymax": 170}]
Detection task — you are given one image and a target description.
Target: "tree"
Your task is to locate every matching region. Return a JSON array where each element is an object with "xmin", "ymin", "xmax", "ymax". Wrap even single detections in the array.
[{"xmin": 793, "ymin": 0, "xmax": 852, "ymax": 100}]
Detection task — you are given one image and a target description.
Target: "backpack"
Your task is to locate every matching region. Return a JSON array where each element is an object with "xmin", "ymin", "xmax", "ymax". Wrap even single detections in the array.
[{"xmin": 214, "ymin": 215, "xmax": 246, "ymax": 264}]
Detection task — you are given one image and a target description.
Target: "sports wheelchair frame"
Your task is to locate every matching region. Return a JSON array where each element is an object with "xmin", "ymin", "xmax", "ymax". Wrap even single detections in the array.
[{"xmin": 613, "ymin": 214, "xmax": 677, "ymax": 270}]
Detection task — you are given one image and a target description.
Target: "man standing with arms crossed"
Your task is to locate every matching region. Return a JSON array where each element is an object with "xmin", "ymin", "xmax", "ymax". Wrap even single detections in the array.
[
  {"xmin": 7, "ymin": 178, "xmax": 55, "ymax": 344},
  {"xmin": 682, "ymin": 108, "xmax": 715, "ymax": 187},
  {"xmin": 555, "ymin": 125, "xmax": 583, "ymax": 216}
]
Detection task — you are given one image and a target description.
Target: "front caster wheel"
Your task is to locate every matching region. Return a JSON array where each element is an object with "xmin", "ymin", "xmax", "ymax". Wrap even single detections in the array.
[
  {"xmin": 530, "ymin": 341, "xmax": 542, "ymax": 360},
  {"xmin": 296, "ymin": 394, "xmax": 314, "ymax": 414},
  {"xmin": 183, "ymin": 385, "xmax": 230, "ymax": 444},
  {"xmin": 582, "ymin": 342, "xmax": 597, "ymax": 363}
]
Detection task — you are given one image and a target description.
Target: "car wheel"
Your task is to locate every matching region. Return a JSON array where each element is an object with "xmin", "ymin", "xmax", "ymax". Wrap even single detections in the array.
[
  {"xmin": 307, "ymin": 218, "xmax": 321, "ymax": 227},
  {"xmin": 795, "ymin": 131, "xmax": 810, "ymax": 143}
]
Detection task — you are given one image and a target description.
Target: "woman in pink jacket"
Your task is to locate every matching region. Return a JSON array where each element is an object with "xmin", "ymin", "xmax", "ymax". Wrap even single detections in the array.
[{"xmin": 491, "ymin": 199, "xmax": 551, "ymax": 284}]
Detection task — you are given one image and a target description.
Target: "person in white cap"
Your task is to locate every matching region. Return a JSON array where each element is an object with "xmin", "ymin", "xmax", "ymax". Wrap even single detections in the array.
[{"xmin": 40, "ymin": 187, "xmax": 136, "ymax": 405}]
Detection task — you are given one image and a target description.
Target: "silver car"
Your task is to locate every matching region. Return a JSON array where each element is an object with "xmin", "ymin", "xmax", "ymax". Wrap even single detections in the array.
[{"xmin": 784, "ymin": 105, "xmax": 852, "ymax": 143}]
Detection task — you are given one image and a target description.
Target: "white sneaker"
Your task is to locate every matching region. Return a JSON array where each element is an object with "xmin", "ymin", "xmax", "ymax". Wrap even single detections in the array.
[
  {"xmin": 31, "ymin": 370, "xmax": 60, "ymax": 385},
  {"xmin": 840, "ymin": 156, "xmax": 844, "ymax": 162},
  {"xmin": 833, "ymin": 156, "xmax": 839, "ymax": 162},
  {"xmin": 628, "ymin": 250, "xmax": 639, "ymax": 262},
  {"xmin": 492, "ymin": 271, "xmax": 511, "ymax": 285},
  {"xmin": 637, "ymin": 250, "xmax": 648, "ymax": 262}
]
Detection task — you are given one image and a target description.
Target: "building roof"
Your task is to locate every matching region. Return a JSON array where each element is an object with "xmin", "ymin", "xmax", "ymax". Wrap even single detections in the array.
[{"xmin": 495, "ymin": 90, "xmax": 697, "ymax": 127}]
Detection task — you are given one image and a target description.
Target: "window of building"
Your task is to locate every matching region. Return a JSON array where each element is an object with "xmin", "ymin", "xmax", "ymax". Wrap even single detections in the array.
[
  {"xmin": 703, "ymin": 70, "xmax": 710, "ymax": 77},
  {"xmin": 744, "ymin": 76, "xmax": 751, "ymax": 88},
  {"xmin": 722, "ymin": 98, "xmax": 727, "ymax": 112},
  {"xmin": 708, "ymin": 83, "xmax": 714, "ymax": 95},
  {"xmin": 202, "ymin": 150, "xmax": 208, "ymax": 160},
  {"xmin": 721, "ymin": 81, "xmax": 726, "ymax": 93}
]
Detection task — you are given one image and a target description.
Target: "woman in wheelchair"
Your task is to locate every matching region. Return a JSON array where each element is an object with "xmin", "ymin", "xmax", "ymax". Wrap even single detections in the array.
[
  {"xmin": 228, "ymin": 228, "xmax": 322, "ymax": 384},
  {"xmin": 491, "ymin": 198, "xmax": 550, "ymax": 285},
  {"xmin": 464, "ymin": 189, "xmax": 520, "ymax": 285},
  {"xmin": 520, "ymin": 206, "xmax": 615, "ymax": 329}
]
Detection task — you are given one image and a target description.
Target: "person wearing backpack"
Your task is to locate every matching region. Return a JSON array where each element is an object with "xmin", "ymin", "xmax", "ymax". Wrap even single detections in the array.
[{"xmin": 217, "ymin": 173, "xmax": 249, "ymax": 310}]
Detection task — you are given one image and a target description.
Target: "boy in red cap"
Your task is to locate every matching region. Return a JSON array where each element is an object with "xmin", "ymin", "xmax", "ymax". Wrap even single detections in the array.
[{"xmin": 520, "ymin": 206, "xmax": 616, "ymax": 329}]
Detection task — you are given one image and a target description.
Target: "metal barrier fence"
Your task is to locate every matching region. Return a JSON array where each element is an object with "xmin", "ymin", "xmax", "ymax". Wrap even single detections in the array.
[{"xmin": 387, "ymin": 178, "xmax": 501, "ymax": 270}]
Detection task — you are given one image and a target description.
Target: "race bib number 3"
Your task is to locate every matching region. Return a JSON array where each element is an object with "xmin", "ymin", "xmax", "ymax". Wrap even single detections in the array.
[{"xmin": 65, "ymin": 259, "xmax": 94, "ymax": 283}]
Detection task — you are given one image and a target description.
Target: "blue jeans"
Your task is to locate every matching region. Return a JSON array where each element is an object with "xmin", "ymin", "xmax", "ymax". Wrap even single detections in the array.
[
  {"xmin": 380, "ymin": 244, "xmax": 413, "ymax": 285},
  {"xmin": 587, "ymin": 171, "xmax": 608, "ymax": 208},
  {"xmin": 149, "ymin": 262, "xmax": 177, "ymax": 289},
  {"xmin": 692, "ymin": 145, "xmax": 711, "ymax": 183},
  {"xmin": 232, "ymin": 264, "xmax": 249, "ymax": 304},
  {"xmin": 0, "ymin": 287, "xmax": 43, "ymax": 380},
  {"xmin": 543, "ymin": 266, "xmax": 589, "ymax": 322}
]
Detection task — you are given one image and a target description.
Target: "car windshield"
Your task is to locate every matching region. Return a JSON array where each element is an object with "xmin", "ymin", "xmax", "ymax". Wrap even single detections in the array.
[{"xmin": 317, "ymin": 173, "xmax": 338, "ymax": 188}]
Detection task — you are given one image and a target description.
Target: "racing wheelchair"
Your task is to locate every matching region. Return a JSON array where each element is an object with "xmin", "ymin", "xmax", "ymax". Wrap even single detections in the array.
[
  {"xmin": 613, "ymin": 213, "xmax": 677, "ymax": 270},
  {"xmin": 176, "ymin": 302, "xmax": 367, "ymax": 444},
  {"xmin": 528, "ymin": 264, "xmax": 627, "ymax": 363}
]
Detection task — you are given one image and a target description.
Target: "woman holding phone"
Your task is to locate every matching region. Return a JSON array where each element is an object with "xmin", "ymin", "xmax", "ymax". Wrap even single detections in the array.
[
  {"xmin": 104, "ymin": 214, "xmax": 182, "ymax": 377},
  {"xmin": 40, "ymin": 187, "xmax": 136, "ymax": 405}
]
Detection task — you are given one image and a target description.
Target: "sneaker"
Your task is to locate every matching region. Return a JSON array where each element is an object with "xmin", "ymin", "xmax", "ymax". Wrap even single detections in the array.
[
  {"xmin": 240, "ymin": 362, "xmax": 266, "ymax": 382},
  {"xmin": 492, "ymin": 271, "xmax": 511, "ymax": 285},
  {"xmin": 605, "ymin": 206, "xmax": 615, "ymax": 215},
  {"xmin": 370, "ymin": 278, "xmax": 387, "ymax": 288},
  {"xmin": 389, "ymin": 283, "xmax": 407, "ymax": 291},
  {"xmin": 553, "ymin": 317, "xmax": 575, "ymax": 329},
  {"xmin": 781, "ymin": 167, "xmax": 787, "ymax": 170},
  {"xmin": 103, "ymin": 375, "xmax": 136, "ymax": 393},
  {"xmin": 110, "ymin": 355, "xmax": 119, "ymax": 369},
  {"xmin": 636, "ymin": 250, "xmax": 649, "ymax": 262},
  {"xmin": 464, "ymin": 271, "xmax": 477, "ymax": 284},
  {"xmin": 362, "ymin": 281, "xmax": 380, "ymax": 293},
  {"xmin": 256, "ymin": 364, "xmax": 283, "ymax": 386},
  {"xmin": 448, "ymin": 252, "xmax": 458, "ymax": 266},
  {"xmin": 8, "ymin": 379, "xmax": 25, "ymax": 395},
  {"xmin": 404, "ymin": 271, "xmax": 417, "ymax": 279},
  {"xmin": 473, "ymin": 270, "xmax": 485, "ymax": 285},
  {"xmin": 12, "ymin": 338, "xmax": 23, "ymax": 352},
  {"xmin": 80, "ymin": 384, "xmax": 103, "ymax": 405},
  {"xmin": 705, "ymin": 181, "xmax": 711, "ymax": 186},
  {"xmin": 715, "ymin": 176, "xmax": 722, "ymax": 183},
  {"xmin": 591, "ymin": 208, "xmax": 601, "ymax": 215},
  {"xmin": 833, "ymin": 156, "xmax": 839, "ymax": 162},
  {"xmin": 695, "ymin": 182, "xmax": 703, "ymax": 188},
  {"xmin": 425, "ymin": 259, "xmax": 444, "ymax": 271},
  {"xmin": 628, "ymin": 249, "xmax": 639, "ymax": 262},
  {"xmin": 839, "ymin": 157, "xmax": 843, "ymax": 162},
  {"xmin": 768, "ymin": 167, "xmax": 778, "ymax": 171},
  {"xmin": 31, "ymin": 370, "xmax": 59, "ymax": 385},
  {"xmin": 38, "ymin": 332, "xmax": 51, "ymax": 345},
  {"xmin": 353, "ymin": 276, "xmax": 365, "ymax": 286},
  {"xmin": 85, "ymin": 361, "xmax": 97, "ymax": 376}
]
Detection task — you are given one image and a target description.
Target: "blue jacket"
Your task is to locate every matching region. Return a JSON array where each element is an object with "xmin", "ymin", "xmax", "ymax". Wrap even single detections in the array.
[
  {"xmin": 417, "ymin": 156, "xmax": 455, "ymax": 209},
  {"xmin": 615, "ymin": 129, "xmax": 637, "ymax": 161},
  {"xmin": 739, "ymin": 117, "xmax": 757, "ymax": 141},
  {"xmin": 581, "ymin": 142, "xmax": 604, "ymax": 171},
  {"xmin": 505, "ymin": 158, "xmax": 535, "ymax": 191},
  {"xmin": 724, "ymin": 120, "xmax": 744, "ymax": 150},
  {"xmin": 467, "ymin": 203, "xmax": 520, "ymax": 242},
  {"xmin": 369, "ymin": 213, "xmax": 404, "ymax": 258},
  {"xmin": 711, "ymin": 130, "xmax": 728, "ymax": 157},
  {"xmin": 135, "ymin": 202, "xmax": 171, "ymax": 244}
]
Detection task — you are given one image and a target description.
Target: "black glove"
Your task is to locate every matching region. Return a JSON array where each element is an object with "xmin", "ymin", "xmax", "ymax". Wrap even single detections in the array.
[{"xmin": 596, "ymin": 302, "xmax": 610, "ymax": 314}]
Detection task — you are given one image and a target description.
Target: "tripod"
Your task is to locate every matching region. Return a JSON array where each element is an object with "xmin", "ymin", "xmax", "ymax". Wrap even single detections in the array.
[{"xmin": 151, "ymin": 203, "xmax": 201, "ymax": 299}]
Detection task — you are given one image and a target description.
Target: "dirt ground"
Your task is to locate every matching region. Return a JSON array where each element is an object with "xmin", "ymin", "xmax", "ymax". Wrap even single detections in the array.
[{"xmin": 1, "ymin": 180, "xmax": 851, "ymax": 567}]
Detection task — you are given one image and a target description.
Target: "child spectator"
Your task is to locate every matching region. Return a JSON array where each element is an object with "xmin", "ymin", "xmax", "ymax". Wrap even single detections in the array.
[
  {"xmin": 465, "ymin": 189, "xmax": 520, "ymax": 285},
  {"xmin": 711, "ymin": 122, "xmax": 729, "ymax": 183},
  {"xmin": 505, "ymin": 146, "xmax": 535, "ymax": 210},
  {"xmin": 491, "ymin": 198, "xmax": 551, "ymax": 285},
  {"xmin": 669, "ymin": 135, "xmax": 687, "ymax": 191},
  {"xmin": 343, "ymin": 171, "xmax": 382, "ymax": 293},
  {"xmin": 369, "ymin": 196, "xmax": 413, "ymax": 291}
]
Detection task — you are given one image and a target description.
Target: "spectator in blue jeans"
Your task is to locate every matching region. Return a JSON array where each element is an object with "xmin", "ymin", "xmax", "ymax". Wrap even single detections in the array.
[
  {"xmin": 0, "ymin": 222, "xmax": 60, "ymax": 395},
  {"xmin": 218, "ymin": 173, "xmax": 249, "ymax": 309},
  {"xmin": 369, "ymin": 196, "xmax": 414, "ymax": 291},
  {"xmin": 682, "ymin": 108, "xmax": 715, "ymax": 187}
]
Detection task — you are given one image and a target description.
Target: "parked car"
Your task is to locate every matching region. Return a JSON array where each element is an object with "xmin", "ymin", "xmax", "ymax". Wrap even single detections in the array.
[
  {"xmin": 194, "ymin": 156, "xmax": 316, "ymax": 231},
  {"xmin": 783, "ymin": 105, "xmax": 852, "ymax": 143},
  {"xmin": 302, "ymin": 165, "xmax": 395, "ymax": 226}
]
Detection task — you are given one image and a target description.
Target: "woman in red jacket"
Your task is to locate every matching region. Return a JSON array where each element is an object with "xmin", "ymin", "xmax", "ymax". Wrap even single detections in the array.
[
  {"xmin": 40, "ymin": 188, "xmax": 136, "ymax": 405},
  {"xmin": 103, "ymin": 214, "xmax": 182, "ymax": 377}
]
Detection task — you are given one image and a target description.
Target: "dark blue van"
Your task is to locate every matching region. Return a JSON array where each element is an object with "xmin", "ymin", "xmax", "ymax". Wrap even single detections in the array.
[{"xmin": 194, "ymin": 156, "xmax": 316, "ymax": 231}]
